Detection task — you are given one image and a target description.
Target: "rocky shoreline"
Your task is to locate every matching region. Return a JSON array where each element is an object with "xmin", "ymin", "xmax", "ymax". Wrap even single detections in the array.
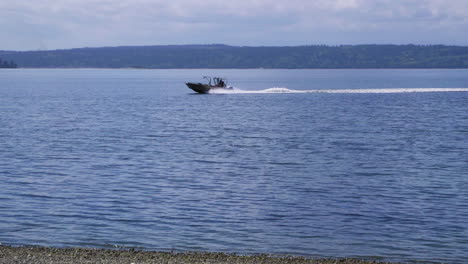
[{"xmin": 0, "ymin": 245, "xmax": 401, "ymax": 264}]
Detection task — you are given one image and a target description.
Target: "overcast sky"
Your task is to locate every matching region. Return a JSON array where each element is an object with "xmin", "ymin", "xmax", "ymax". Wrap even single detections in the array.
[{"xmin": 1, "ymin": 0, "xmax": 468, "ymax": 50}]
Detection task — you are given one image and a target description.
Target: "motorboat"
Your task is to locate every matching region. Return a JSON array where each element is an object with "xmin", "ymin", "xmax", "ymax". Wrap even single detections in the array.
[{"xmin": 186, "ymin": 76, "xmax": 232, "ymax": 94}]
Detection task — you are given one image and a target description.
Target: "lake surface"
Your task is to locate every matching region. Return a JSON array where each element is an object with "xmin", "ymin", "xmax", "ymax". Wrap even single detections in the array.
[{"xmin": 0, "ymin": 69, "xmax": 467, "ymax": 264}]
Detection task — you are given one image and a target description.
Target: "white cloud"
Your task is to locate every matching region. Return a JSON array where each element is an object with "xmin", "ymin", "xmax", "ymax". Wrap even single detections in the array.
[{"xmin": 1, "ymin": 0, "xmax": 467, "ymax": 50}]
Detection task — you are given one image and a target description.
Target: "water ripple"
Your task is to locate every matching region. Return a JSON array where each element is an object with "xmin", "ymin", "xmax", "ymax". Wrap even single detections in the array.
[{"xmin": 0, "ymin": 69, "xmax": 467, "ymax": 264}]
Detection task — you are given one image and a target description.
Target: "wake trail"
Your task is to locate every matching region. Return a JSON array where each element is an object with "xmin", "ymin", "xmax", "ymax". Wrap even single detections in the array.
[{"xmin": 209, "ymin": 87, "xmax": 468, "ymax": 94}]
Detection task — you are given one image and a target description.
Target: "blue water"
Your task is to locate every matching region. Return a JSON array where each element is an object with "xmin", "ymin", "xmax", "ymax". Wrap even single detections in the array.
[{"xmin": 0, "ymin": 69, "xmax": 467, "ymax": 264}]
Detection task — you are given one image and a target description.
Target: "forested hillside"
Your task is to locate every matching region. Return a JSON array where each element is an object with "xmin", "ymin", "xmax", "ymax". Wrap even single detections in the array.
[
  {"xmin": 1, "ymin": 44, "xmax": 467, "ymax": 68},
  {"xmin": 0, "ymin": 58, "xmax": 17, "ymax": 68}
]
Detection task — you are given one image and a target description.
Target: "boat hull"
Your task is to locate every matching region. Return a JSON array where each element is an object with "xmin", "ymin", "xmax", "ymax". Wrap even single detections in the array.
[{"xmin": 186, "ymin": 82, "xmax": 232, "ymax": 94}]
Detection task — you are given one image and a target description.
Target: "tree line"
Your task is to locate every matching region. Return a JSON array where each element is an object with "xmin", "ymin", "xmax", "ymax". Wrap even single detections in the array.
[
  {"xmin": 0, "ymin": 58, "xmax": 18, "ymax": 68},
  {"xmin": 1, "ymin": 44, "xmax": 468, "ymax": 68}
]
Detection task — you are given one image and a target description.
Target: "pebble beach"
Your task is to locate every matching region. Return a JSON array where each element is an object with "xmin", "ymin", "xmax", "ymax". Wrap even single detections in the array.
[{"xmin": 0, "ymin": 246, "xmax": 401, "ymax": 264}]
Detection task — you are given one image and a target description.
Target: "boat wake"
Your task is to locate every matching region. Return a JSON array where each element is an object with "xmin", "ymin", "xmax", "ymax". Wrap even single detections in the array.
[{"xmin": 209, "ymin": 87, "xmax": 468, "ymax": 94}]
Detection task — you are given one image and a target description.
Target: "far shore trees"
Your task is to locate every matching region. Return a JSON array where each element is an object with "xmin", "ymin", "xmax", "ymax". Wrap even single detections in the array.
[
  {"xmin": 1, "ymin": 45, "xmax": 467, "ymax": 68},
  {"xmin": 0, "ymin": 58, "xmax": 18, "ymax": 68}
]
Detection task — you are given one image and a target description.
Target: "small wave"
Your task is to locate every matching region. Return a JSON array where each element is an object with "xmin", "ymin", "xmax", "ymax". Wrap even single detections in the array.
[{"xmin": 210, "ymin": 87, "xmax": 468, "ymax": 94}]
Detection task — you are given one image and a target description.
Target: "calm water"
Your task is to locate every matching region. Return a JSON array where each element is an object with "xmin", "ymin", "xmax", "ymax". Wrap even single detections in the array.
[{"xmin": 0, "ymin": 69, "xmax": 467, "ymax": 264}]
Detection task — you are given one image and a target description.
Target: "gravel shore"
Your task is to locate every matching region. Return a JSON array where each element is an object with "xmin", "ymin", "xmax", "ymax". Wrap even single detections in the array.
[{"xmin": 0, "ymin": 245, "xmax": 400, "ymax": 264}]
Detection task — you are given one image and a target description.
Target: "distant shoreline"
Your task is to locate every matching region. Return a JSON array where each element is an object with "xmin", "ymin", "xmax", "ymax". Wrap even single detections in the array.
[
  {"xmin": 1, "ymin": 44, "xmax": 467, "ymax": 69},
  {"xmin": 0, "ymin": 245, "xmax": 401, "ymax": 264}
]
